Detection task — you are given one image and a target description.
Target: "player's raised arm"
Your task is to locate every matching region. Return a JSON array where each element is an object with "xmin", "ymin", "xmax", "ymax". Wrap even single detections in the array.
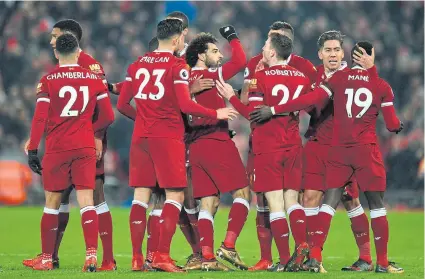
[
  {"xmin": 379, "ymin": 80, "xmax": 403, "ymax": 133},
  {"xmin": 116, "ymin": 70, "xmax": 137, "ymax": 121},
  {"xmin": 218, "ymin": 25, "xmax": 247, "ymax": 80}
]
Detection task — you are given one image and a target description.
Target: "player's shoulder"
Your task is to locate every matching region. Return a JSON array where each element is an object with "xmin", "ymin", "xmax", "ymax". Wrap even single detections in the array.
[
  {"xmin": 289, "ymin": 54, "xmax": 313, "ymax": 66},
  {"xmin": 78, "ymin": 50, "xmax": 104, "ymax": 73},
  {"xmin": 248, "ymin": 53, "xmax": 263, "ymax": 64}
]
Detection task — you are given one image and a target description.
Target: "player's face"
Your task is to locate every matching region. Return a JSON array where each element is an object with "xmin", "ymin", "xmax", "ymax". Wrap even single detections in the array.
[
  {"xmin": 318, "ymin": 40, "xmax": 344, "ymax": 71},
  {"xmin": 261, "ymin": 38, "xmax": 273, "ymax": 65},
  {"xmin": 50, "ymin": 28, "xmax": 64, "ymax": 50},
  {"xmin": 204, "ymin": 43, "xmax": 223, "ymax": 68}
]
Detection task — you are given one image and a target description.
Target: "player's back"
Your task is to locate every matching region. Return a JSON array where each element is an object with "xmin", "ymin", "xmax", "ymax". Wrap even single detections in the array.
[
  {"xmin": 330, "ymin": 66, "xmax": 388, "ymax": 146},
  {"xmin": 42, "ymin": 65, "xmax": 106, "ymax": 153},
  {"xmin": 252, "ymin": 64, "xmax": 309, "ymax": 153},
  {"xmin": 127, "ymin": 51, "xmax": 189, "ymax": 139}
]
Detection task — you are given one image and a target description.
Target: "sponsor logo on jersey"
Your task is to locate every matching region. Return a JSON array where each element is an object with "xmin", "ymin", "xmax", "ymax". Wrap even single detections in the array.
[
  {"xmin": 36, "ymin": 83, "xmax": 43, "ymax": 93},
  {"xmin": 89, "ymin": 64, "xmax": 103, "ymax": 74},
  {"xmin": 249, "ymin": 78, "xmax": 257, "ymax": 90}
]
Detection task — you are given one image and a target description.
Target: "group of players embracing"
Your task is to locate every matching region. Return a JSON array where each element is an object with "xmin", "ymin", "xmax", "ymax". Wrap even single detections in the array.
[{"xmin": 22, "ymin": 10, "xmax": 404, "ymax": 274}]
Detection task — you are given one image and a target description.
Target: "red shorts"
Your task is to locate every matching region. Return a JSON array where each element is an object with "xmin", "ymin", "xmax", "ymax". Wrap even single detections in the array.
[
  {"xmin": 42, "ymin": 148, "xmax": 96, "ymax": 192},
  {"xmin": 326, "ymin": 144, "xmax": 386, "ymax": 192},
  {"xmin": 189, "ymin": 139, "xmax": 248, "ymax": 198},
  {"xmin": 253, "ymin": 147, "xmax": 302, "ymax": 193},
  {"xmin": 247, "ymin": 150, "xmax": 254, "ymax": 188},
  {"xmin": 302, "ymin": 141, "xmax": 328, "ymax": 192},
  {"xmin": 129, "ymin": 137, "xmax": 187, "ymax": 189}
]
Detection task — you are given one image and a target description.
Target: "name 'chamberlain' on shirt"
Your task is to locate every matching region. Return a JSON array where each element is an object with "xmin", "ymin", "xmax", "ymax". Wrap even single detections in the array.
[{"xmin": 46, "ymin": 71, "xmax": 100, "ymax": 80}]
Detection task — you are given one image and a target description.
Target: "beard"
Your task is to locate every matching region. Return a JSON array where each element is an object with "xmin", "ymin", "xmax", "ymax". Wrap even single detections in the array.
[{"xmin": 205, "ymin": 57, "xmax": 221, "ymax": 68}]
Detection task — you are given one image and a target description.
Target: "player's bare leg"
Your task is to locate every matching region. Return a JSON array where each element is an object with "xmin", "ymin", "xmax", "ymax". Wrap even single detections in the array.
[
  {"xmin": 93, "ymin": 175, "xmax": 117, "ymax": 271},
  {"xmin": 341, "ymin": 197, "xmax": 373, "ymax": 271},
  {"xmin": 51, "ymin": 185, "xmax": 73, "ymax": 269},
  {"xmin": 129, "ymin": 187, "xmax": 152, "ymax": 271},
  {"xmin": 249, "ymin": 192, "xmax": 274, "ymax": 271},
  {"xmin": 264, "ymin": 190, "xmax": 288, "ymax": 272},
  {"xmin": 364, "ymin": 191, "xmax": 404, "ymax": 274},
  {"xmin": 23, "ymin": 191, "xmax": 61, "ymax": 271},
  {"xmin": 283, "ymin": 189, "xmax": 309, "ymax": 272},
  {"xmin": 76, "ymin": 188, "xmax": 99, "ymax": 272},
  {"xmin": 151, "ymin": 188, "xmax": 186, "ymax": 273},
  {"xmin": 216, "ymin": 186, "xmax": 250, "ymax": 270},
  {"xmin": 144, "ymin": 190, "xmax": 164, "ymax": 271},
  {"xmin": 198, "ymin": 195, "xmax": 231, "ymax": 271},
  {"xmin": 181, "ymin": 167, "xmax": 202, "ymax": 270}
]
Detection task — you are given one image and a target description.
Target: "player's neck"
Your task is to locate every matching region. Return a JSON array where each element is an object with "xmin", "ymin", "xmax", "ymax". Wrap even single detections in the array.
[
  {"xmin": 157, "ymin": 42, "xmax": 175, "ymax": 54},
  {"xmin": 268, "ymin": 58, "xmax": 287, "ymax": 67},
  {"xmin": 193, "ymin": 60, "xmax": 207, "ymax": 70},
  {"xmin": 58, "ymin": 57, "xmax": 78, "ymax": 66}
]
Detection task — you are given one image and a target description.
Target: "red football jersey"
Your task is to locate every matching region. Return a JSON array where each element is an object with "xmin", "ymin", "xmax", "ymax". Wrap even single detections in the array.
[
  {"xmin": 29, "ymin": 65, "xmax": 111, "ymax": 153},
  {"xmin": 244, "ymin": 53, "xmax": 317, "ymax": 85},
  {"xmin": 324, "ymin": 66, "xmax": 396, "ymax": 146},
  {"xmin": 117, "ymin": 50, "xmax": 216, "ymax": 140},
  {"xmin": 249, "ymin": 64, "xmax": 310, "ymax": 154},
  {"xmin": 304, "ymin": 63, "xmax": 348, "ymax": 144},
  {"xmin": 187, "ymin": 39, "xmax": 246, "ymax": 142}
]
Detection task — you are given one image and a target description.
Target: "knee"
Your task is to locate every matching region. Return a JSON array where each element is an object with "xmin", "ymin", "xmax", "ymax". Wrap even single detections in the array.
[
  {"xmin": 76, "ymin": 189, "xmax": 94, "ymax": 208},
  {"xmin": 343, "ymin": 198, "xmax": 361, "ymax": 211},
  {"xmin": 45, "ymin": 192, "xmax": 62, "ymax": 209},
  {"xmin": 232, "ymin": 186, "xmax": 251, "ymax": 201},
  {"xmin": 165, "ymin": 189, "xmax": 185, "ymax": 205},
  {"xmin": 93, "ymin": 179, "xmax": 105, "ymax": 206},
  {"xmin": 303, "ymin": 191, "xmax": 322, "ymax": 208}
]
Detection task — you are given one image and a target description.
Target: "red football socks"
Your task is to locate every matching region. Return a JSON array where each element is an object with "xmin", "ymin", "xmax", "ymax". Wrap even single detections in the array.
[
  {"xmin": 41, "ymin": 207, "xmax": 59, "ymax": 256},
  {"xmin": 53, "ymin": 204, "xmax": 69, "ymax": 259},
  {"xmin": 347, "ymin": 205, "xmax": 371, "ymax": 263},
  {"xmin": 157, "ymin": 200, "xmax": 182, "ymax": 254},
  {"xmin": 310, "ymin": 204, "xmax": 335, "ymax": 262},
  {"xmin": 198, "ymin": 210, "xmax": 215, "ymax": 260},
  {"xmin": 304, "ymin": 206, "xmax": 319, "ymax": 247},
  {"xmin": 80, "ymin": 206, "xmax": 99, "ymax": 250},
  {"xmin": 146, "ymin": 210, "xmax": 161, "ymax": 262},
  {"xmin": 371, "ymin": 208, "xmax": 389, "ymax": 267},
  {"xmin": 270, "ymin": 212, "xmax": 290, "ymax": 265},
  {"xmin": 129, "ymin": 200, "xmax": 148, "ymax": 257},
  {"xmin": 179, "ymin": 207, "xmax": 201, "ymax": 254},
  {"xmin": 256, "ymin": 207, "xmax": 273, "ymax": 261},
  {"xmin": 223, "ymin": 198, "xmax": 249, "ymax": 249},
  {"xmin": 96, "ymin": 202, "xmax": 114, "ymax": 262},
  {"xmin": 287, "ymin": 204, "xmax": 308, "ymax": 246}
]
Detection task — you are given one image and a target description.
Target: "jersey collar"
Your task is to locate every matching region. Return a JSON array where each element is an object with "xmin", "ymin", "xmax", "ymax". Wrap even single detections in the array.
[
  {"xmin": 154, "ymin": 50, "xmax": 173, "ymax": 54},
  {"xmin": 352, "ymin": 65, "xmax": 365, "ymax": 70},
  {"xmin": 59, "ymin": 64, "xmax": 79, "ymax": 67},
  {"xmin": 325, "ymin": 61, "xmax": 347, "ymax": 78}
]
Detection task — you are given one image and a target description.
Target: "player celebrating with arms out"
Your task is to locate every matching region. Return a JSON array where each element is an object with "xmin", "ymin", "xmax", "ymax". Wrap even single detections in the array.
[
  {"xmin": 217, "ymin": 33, "xmax": 310, "ymax": 272},
  {"xmin": 185, "ymin": 27, "xmax": 250, "ymax": 271},
  {"xmin": 253, "ymin": 42, "xmax": 404, "ymax": 274},
  {"xmin": 240, "ymin": 21, "xmax": 317, "ymax": 271},
  {"xmin": 24, "ymin": 34, "xmax": 115, "ymax": 271},
  {"xmin": 117, "ymin": 18, "xmax": 237, "ymax": 272}
]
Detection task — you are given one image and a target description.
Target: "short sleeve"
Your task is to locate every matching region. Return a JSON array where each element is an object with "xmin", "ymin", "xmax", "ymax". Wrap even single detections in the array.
[
  {"xmin": 172, "ymin": 61, "xmax": 190, "ymax": 85},
  {"xmin": 379, "ymin": 80, "xmax": 394, "ymax": 107},
  {"xmin": 36, "ymin": 75, "xmax": 50, "ymax": 102},
  {"xmin": 244, "ymin": 54, "xmax": 262, "ymax": 81}
]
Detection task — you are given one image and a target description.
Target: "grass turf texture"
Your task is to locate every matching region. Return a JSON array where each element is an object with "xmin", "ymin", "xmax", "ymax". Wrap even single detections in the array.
[{"xmin": 0, "ymin": 207, "xmax": 423, "ymax": 279}]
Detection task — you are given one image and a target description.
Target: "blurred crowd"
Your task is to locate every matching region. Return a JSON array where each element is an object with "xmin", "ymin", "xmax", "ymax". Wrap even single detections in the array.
[{"xmin": 0, "ymin": 1, "xmax": 423, "ymax": 204}]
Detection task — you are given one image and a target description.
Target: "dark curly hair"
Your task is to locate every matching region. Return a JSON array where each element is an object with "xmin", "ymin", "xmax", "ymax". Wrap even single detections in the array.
[
  {"xmin": 56, "ymin": 33, "xmax": 79, "ymax": 55},
  {"xmin": 185, "ymin": 33, "xmax": 218, "ymax": 68},
  {"xmin": 53, "ymin": 19, "xmax": 83, "ymax": 42},
  {"xmin": 269, "ymin": 33, "xmax": 293, "ymax": 60},
  {"xmin": 317, "ymin": 30, "xmax": 344, "ymax": 50}
]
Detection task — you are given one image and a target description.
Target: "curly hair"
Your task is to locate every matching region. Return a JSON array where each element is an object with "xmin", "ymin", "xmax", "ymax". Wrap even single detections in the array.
[
  {"xmin": 317, "ymin": 30, "xmax": 344, "ymax": 49},
  {"xmin": 56, "ymin": 33, "xmax": 79, "ymax": 55},
  {"xmin": 53, "ymin": 19, "xmax": 83, "ymax": 42},
  {"xmin": 185, "ymin": 33, "xmax": 218, "ymax": 68}
]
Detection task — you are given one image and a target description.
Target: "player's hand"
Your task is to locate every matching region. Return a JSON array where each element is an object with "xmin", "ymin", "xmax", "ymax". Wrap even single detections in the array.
[
  {"xmin": 395, "ymin": 121, "xmax": 404, "ymax": 134},
  {"xmin": 219, "ymin": 25, "xmax": 238, "ymax": 42},
  {"xmin": 249, "ymin": 105, "xmax": 273, "ymax": 123},
  {"xmin": 95, "ymin": 137, "xmax": 103, "ymax": 161},
  {"xmin": 23, "ymin": 138, "xmax": 30, "ymax": 155},
  {"xmin": 190, "ymin": 78, "xmax": 215, "ymax": 94},
  {"xmin": 353, "ymin": 46, "xmax": 375, "ymax": 69},
  {"xmin": 28, "ymin": 149, "xmax": 42, "ymax": 175},
  {"xmin": 216, "ymin": 79, "xmax": 236, "ymax": 100},
  {"xmin": 216, "ymin": 107, "xmax": 239, "ymax": 120},
  {"xmin": 108, "ymin": 83, "xmax": 119, "ymax": 95}
]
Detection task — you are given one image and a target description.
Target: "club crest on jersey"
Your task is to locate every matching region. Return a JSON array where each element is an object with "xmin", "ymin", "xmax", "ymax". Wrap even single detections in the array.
[
  {"xmin": 249, "ymin": 78, "xmax": 257, "ymax": 90},
  {"xmin": 36, "ymin": 83, "xmax": 43, "ymax": 93},
  {"xmin": 180, "ymin": 69, "xmax": 189, "ymax": 80},
  {"xmin": 244, "ymin": 67, "xmax": 249, "ymax": 78}
]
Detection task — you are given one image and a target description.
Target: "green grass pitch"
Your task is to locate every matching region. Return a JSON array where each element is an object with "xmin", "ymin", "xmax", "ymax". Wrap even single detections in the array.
[{"xmin": 0, "ymin": 207, "xmax": 423, "ymax": 278}]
